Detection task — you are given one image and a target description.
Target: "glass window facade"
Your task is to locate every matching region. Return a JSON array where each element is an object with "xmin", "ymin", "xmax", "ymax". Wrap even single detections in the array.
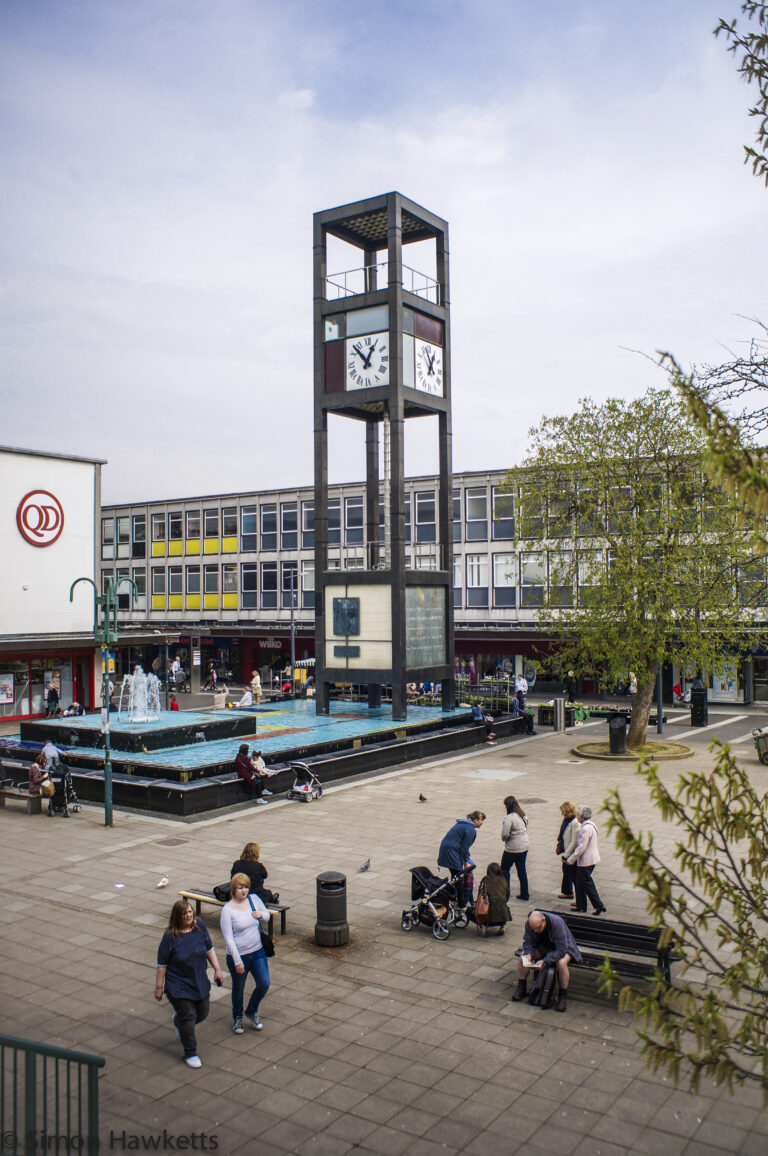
[
  {"xmin": 415, "ymin": 491, "xmax": 436, "ymax": 543},
  {"xmin": 466, "ymin": 554, "xmax": 489, "ymax": 607},
  {"xmin": 204, "ymin": 509, "xmax": 219, "ymax": 539},
  {"xmin": 261, "ymin": 504, "xmax": 277, "ymax": 551},
  {"xmin": 465, "ymin": 486, "xmax": 488, "ymax": 541},
  {"xmin": 241, "ymin": 563, "xmax": 258, "ymax": 608},
  {"xmin": 281, "ymin": 503, "xmax": 298, "ymax": 550},
  {"xmin": 241, "ymin": 506, "xmax": 257, "ymax": 552},
  {"xmin": 261, "ymin": 561, "xmax": 277, "ymax": 608},
  {"xmin": 345, "ymin": 496, "xmax": 364, "ymax": 544}
]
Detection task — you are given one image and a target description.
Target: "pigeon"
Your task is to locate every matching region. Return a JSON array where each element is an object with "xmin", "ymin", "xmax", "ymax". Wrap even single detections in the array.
[
  {"xmin": 418, "ymin": 793, "xmax": 428, "ymax": 803},
  {"xmin": 359, "ymin": 859, "xmax": 371, "ymax": 872},
  {"xmin": 156, "ymin": 877, "xmax": 169, "ymax": 889}
]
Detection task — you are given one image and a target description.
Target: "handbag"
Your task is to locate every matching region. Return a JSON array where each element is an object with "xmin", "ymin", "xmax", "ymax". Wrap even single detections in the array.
[
  {"xmin": 475, "ymin": 883, "xmax": 490, "ymax": 925},
  {"xmin": 555, "ymin": 838, "xmax": 564, "ymax": 855},
  {"xmin": 41, "ymin": 778, "xmax": 55, "ymax": 798},
  {"xmin": 248, "ymin": 895, "xmax": 275, "ymax": 956}
]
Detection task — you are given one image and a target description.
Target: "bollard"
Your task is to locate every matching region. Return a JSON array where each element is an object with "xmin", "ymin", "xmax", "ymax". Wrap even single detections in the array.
[
  {"xmin": 554, "ymin": 698, "xmax": 565, "ymax": 732},
  {"xmin": 315, "ymin": 871, "xmax": 349, "ymax": 946}
]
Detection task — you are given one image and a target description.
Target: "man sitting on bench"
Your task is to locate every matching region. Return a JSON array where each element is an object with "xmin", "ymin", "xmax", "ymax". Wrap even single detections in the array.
[{"xmin": 511, "ymin": 909, "xmax": 582, "ymax": 1013}]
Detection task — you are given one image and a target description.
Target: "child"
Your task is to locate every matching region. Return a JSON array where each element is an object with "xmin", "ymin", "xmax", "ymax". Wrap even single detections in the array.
[{"xmin": 476, "ymin": 862, "xmax": 512, "ymax": 936}]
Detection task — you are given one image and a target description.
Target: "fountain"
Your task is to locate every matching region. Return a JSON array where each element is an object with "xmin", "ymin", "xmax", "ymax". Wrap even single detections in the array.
[{"xmin": 118, "ymin": 665, "xmax": 162, "ymax": 722}]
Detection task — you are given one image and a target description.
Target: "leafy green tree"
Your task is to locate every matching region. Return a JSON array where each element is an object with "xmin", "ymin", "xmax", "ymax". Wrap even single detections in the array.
[
  {"xmin": 717, "ymin": 2, "xmax": 768, "ymax": 184},
  {"xmin": 510, "ymin": 387, "xmax": 761, "ymax": 748},
  {"xmin": 601, "ymin": 743, "xmax": 768, "ymax": 1096}
]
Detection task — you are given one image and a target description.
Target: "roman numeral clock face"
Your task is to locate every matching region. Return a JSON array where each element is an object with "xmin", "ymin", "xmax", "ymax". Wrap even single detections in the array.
[
  {"xmin": 345, "ymin": 333, "xmax": 389, "ymax": 390},
  {"xmin": 415, "ymin": 340, "xmax": 443, "ymax": 395}
]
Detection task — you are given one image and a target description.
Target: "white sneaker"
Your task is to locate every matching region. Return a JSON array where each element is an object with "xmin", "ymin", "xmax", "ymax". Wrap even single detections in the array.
[
  {"xmin": 262, "ymin": 789, "xmax": 272, "ymax": 795},
  {"xmin": 184, "ymin": 1055, "xmax": 202, "ymax": 1069},
  {"xmin": 256, "ymin": 799, "xmax": 268, "ymax": 806}
]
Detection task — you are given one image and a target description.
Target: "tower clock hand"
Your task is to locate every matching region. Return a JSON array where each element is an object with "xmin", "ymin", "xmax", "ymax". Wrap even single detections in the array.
[{"xmin": 361, "ymin": 340, "xmax": 377, "ymax": 369}]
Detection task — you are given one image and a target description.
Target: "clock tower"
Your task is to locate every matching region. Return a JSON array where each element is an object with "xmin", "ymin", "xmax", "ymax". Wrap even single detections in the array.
[{"xmin": 313, "ymin": 192, "xmax": 455, "ymax": 720}]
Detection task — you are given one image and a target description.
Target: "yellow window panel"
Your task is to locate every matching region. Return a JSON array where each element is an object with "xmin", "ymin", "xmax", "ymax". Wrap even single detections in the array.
[
  {"xmin": 152, "ymin": 542, "xmax": 166, "ymax": 557},
  {"xmin": 204, "ymin": 594, "xmax": 220, "ymax": 610},
  {"xmin": 169, "ymin": 595, "xmax": 183, "ymax": 609},
  {"xmin": 186, "ymin": 594, "xmax": 201, "ymax": 610},
  {"xmin": 223, "ymin": 593, "xmax": 237, "ymax": 609},
  {"xmin": 152, "ymin": 594, "xmax": 165, "ymax": 609},
  {"xmin": 185, "ymin": 539, "xmax": 200, "ymax": 555},
  {"xmin": 222, "ymin": 536, "xmax": 238, "ymax": 554},
  {"xmin": 204, "ymin": 539, "xmax": 219, "ymax": 554},
  {"xmin": 168, "ymin": 541, "xmax": 183, "ymax": 556}
]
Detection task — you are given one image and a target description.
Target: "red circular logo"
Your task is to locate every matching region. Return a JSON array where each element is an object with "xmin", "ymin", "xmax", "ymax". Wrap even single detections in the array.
[{"xmin": 16, "ymin": 490, "xmax": 65, "ymax": 547}]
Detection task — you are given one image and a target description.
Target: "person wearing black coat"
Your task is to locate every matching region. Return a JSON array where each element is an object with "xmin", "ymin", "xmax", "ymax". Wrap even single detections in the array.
[{"xmin": 230, "ymin": 842, "xmax": 278, "ymax": 904}]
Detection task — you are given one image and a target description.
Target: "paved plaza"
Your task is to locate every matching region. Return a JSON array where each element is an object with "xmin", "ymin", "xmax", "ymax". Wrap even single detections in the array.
[{"xmin": 2, "ymin": 708, "xmax": 768, "ymax": 1155}]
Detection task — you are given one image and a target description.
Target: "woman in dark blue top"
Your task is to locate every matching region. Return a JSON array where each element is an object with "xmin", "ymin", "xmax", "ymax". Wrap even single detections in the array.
[
  {"xmin": 155, "ymin": 900, "xmax": 224, "ymax": 1069},
  {"xmin": 437, "ymin": 811, "xmax": 486, "ymax": 906}
]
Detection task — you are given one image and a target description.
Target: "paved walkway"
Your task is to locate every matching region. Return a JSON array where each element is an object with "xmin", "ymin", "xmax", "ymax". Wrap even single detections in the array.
[{"xmin": 2, "ymin": 716, "xmax": 767, "ymax": 1154}]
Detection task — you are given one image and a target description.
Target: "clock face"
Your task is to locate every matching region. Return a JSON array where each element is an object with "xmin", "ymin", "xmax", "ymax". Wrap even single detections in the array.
[
  {"xmin": 345, "ymin": 333, "xmax": 389, "ymax": 390},
  {"xmin": 415, "ymin": 339, "xmax": 444, "ymax": 395}
]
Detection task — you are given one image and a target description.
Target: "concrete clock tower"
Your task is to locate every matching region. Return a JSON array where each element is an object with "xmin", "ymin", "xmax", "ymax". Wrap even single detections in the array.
[{"xmin": 313, "ymin": 192, "xmax": 455, "ymax": 721}]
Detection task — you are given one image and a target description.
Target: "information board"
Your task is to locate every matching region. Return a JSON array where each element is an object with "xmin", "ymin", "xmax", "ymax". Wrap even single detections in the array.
[{"xmin": 405, "ymin": 586, "xmax": 446, "ymax": 668}]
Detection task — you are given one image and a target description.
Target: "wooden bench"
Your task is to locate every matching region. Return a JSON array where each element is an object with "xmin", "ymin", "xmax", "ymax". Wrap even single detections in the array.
[
  {"xmin": 556, "ymin": 910, "xmax": 679, "ymax": 984},
  {"xmin": 0, "ymin": 787, "xmax": 42, "ymax": 815},
  {"xmin": 178, "ymin": 888, "xmax": 289, "ymax": 936}
]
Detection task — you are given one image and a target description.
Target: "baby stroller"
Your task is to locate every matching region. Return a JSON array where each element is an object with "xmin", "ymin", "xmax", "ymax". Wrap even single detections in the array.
[
  {"xmin": 401, "ymin": 865, "xmax": 471, "ymax": 940},
  {"xmin": 287, "ymin": 761, "xmax": 323, "ymax": 803},
  {"xmin": 48, "ymin": 767, "xmax": 81, "ymax": 818}
]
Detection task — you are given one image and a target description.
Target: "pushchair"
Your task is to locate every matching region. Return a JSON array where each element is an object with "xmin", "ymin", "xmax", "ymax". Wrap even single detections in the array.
[
  {"xmin": 48, "ymin": 767, "xmax": 81, "ymax": 817},
  {"xmin": 287, "ymin": 761, "xmax": 323, "ymax": 803},
  {"xmin": 401, "ymin": 864, "xmax": 471, "ymax": 940}
]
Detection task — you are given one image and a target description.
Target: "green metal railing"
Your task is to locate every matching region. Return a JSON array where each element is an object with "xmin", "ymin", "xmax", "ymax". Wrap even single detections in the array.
[
  {"xmin": 455, "ymin": 676, "xmax": 518, "ymax": 712},
  {"xmin": 0, "ymin": 1033, "xmax": 105, "ymax": 1155}
]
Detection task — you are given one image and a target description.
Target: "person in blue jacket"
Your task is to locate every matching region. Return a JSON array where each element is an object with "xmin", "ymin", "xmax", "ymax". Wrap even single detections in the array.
[
  {"xmin": 511, "ymin": 909, "xmax": 582, "ymax": 1013},
  {"xmin": 437, "ymin": 811, "xmax": 486, "ymax": 906}
]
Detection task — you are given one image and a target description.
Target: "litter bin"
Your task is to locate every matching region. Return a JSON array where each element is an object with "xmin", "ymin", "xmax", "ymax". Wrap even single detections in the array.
[
  {"xmin": 315, "ymin": 871, "xmax": 349, "ymax": 947},
  {"xmin": 608, "ymin": 712, "xmax": 628, "ymax": 755},
  {"xmin": 690, "ymin": 687, "xmax": 708, "ymax": 727}
]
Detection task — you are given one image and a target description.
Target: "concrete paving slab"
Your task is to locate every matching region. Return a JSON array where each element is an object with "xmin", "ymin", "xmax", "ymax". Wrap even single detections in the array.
[{"xmin": 2, "ymin": 722, "xmax": 768, "ymax": 1153}]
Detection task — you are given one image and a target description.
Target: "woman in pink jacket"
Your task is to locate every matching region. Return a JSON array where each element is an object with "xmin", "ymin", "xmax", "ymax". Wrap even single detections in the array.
[{"xmin": 566, "ymin": 805, "xmax": 606, "ymax": 915}]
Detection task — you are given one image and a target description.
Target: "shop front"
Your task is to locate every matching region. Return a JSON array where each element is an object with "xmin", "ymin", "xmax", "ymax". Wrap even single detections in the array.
[{"xmin": 0, "ymin": 647, "xmax": 95, "ymax": 721}]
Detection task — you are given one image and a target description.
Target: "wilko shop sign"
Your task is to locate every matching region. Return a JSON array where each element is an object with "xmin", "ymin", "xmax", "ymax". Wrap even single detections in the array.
[
  {"xmin": 16, "ymin": 490, "xmax": 65, "ymax": 547},
  {"xmin": 259, "ymin": 639, "xmax": 284, "ymax": 649}
]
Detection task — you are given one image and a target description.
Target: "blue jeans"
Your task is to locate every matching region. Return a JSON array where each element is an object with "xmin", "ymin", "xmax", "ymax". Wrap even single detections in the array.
[
  {"xmin": 226, "ymin": 949, "xmax": 270, "ymax": 1020},
  {"xmin": 501, "ymin": 850, "xmax": 529, "ymax": 900}
]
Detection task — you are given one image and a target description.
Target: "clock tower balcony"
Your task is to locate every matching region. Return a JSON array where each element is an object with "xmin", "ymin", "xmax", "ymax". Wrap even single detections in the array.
[{"xmin": 325, "ymin": 259, "xmax": 439, "ymax": 305}]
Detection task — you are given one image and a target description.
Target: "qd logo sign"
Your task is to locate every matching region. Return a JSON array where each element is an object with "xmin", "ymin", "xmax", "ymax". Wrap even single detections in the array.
[{"xmin": 16, "ymin": 490, "xmax": 65, "ymax": 547}]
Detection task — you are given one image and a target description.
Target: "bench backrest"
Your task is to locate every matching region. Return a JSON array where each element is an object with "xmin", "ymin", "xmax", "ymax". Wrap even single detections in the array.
[{"xmin": 559, "ymin": 911, "xmax": 664, "ymax": 957}]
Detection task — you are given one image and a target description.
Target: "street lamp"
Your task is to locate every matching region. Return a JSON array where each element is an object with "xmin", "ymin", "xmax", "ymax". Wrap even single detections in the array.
[
  {"xmin": 69, "ymin": 575, "xmax": 137, "ymax": 828},
  {"xmin": 290, "ymin": 565, "xmax": 297, "ymax": 700}
]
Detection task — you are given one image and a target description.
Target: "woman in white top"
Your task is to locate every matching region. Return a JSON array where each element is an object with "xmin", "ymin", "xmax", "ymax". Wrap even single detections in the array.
[
  {"xmin": 220, "ymin": 873, "xmax": 271, "ymax": 1034},
  {"xmin": 500, "ymin": 795, "xmax": 530, "ymax": 901}
]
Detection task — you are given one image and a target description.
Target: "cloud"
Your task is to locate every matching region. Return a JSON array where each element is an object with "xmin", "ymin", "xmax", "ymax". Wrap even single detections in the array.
[{"xmin": 277, "ymin": 88, "xmax": 315, "ymax": 110}]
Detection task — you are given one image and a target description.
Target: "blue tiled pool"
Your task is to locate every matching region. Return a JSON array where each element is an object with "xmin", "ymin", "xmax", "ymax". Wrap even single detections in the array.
[{"xmin": 17, "ymin": 699, "xmax": 468, "ymax": 772}]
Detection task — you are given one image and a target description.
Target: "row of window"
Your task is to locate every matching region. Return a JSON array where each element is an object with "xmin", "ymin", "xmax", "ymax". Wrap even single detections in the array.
[
  {"xmin": 101, "ymin": 486, "xmax": 519, "ymax": 560},
  {"xmin": 104, "ymin": 550, "xmax": 768, "ymax": 614}
]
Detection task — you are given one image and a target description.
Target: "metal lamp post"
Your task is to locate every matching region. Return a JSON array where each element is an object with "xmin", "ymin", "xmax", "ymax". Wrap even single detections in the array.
[
  {"xmin": 290, "ymin": 565, "xmax": 297, "ymax": 700},
  {"xmin": 69, "ymin": 575, "xmax": 136, "ymax": 828}
]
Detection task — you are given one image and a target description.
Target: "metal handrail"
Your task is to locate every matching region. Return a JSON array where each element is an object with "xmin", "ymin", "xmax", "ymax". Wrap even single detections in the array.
[
  {"xmin": 0, "ymin": 1032, "xmax": 105, "ymax": 1156},
  {"xmin": 325, "ymin": 260, "xmax": 440, "ymax": 303}
]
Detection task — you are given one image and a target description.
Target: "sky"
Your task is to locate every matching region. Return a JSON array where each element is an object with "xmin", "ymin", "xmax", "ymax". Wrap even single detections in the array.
[{"xmin": 1, "ymin": 0, "xmax": 766, "ymax": 504}]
